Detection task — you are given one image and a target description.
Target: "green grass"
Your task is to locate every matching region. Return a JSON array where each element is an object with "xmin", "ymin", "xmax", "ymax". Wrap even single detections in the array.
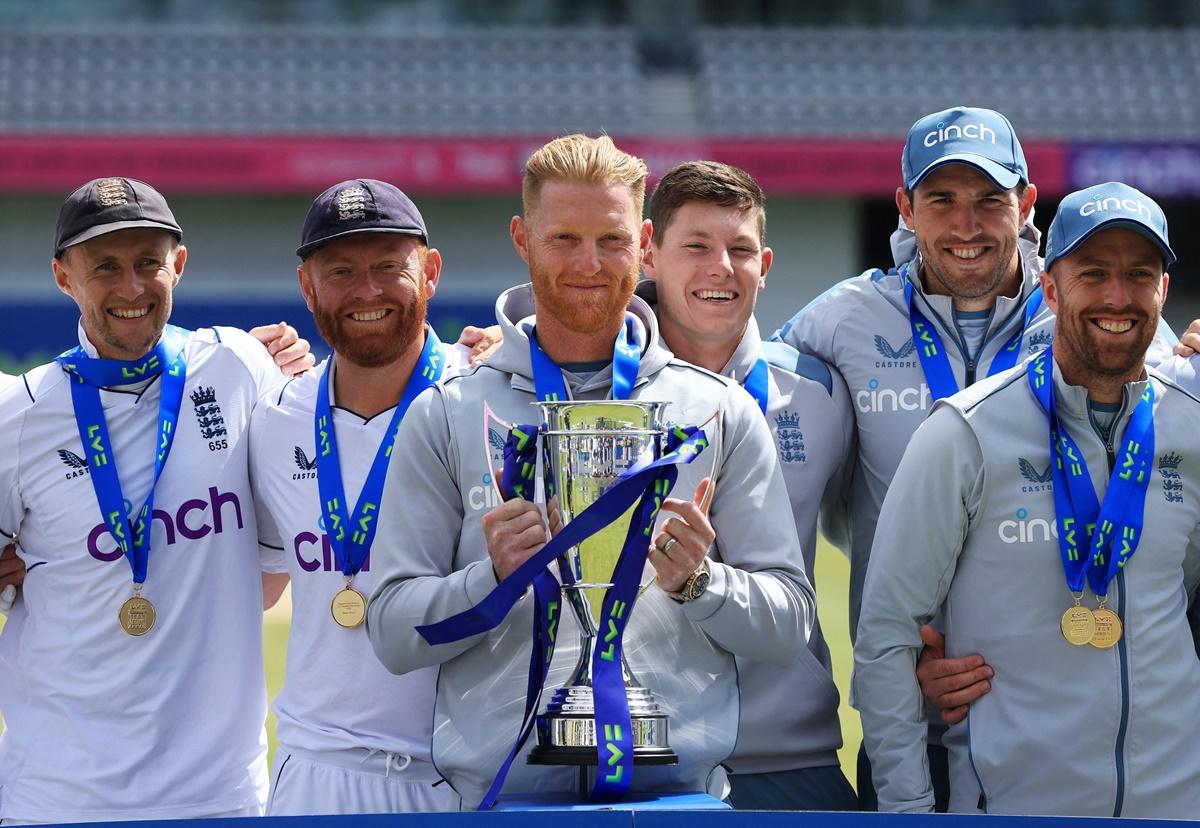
[{"xmin": 3, "ymin": 537, "xmax": 861, "ymax": 789}]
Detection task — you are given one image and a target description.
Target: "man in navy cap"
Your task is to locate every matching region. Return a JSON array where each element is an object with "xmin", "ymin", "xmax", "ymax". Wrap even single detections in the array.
[
  {"xmin": 249, "ymin": 179, "xmax": 464, "ymax": 814},
  {"xmin": 855, "ymin": 182, "xmax": 1200, "ymax": 817},
  {"xmin": 0, "ymin": 176, "xmax": 311, "ymax": 823}
]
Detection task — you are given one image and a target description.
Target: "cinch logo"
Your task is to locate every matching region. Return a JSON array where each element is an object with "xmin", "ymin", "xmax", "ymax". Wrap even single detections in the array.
[
  {"xmin": 923, "ymin": 121, "xmax": 996, "ymax": 148},
  {"xmin": 874, "ymin": 335, "xmax": 917, "ymax": 368},
  {"xmin": 87, "ymin": 487, "xmax": 245, "ymax": 561},
  {"xmin": 855, "ymin": 378, "xmax": 931, "ymax": 413},
  {"xmin": 1018, "ymin": 458, "xmax": 1052, "ymax": 492},
  {"xmin": 1079, "ymin": 196, "xmax": 1153, "ymax": 222},
  {"xmin": 292, "ymin": 529, "xmax": 371, "ymax": 573},
  {"xmin": 468, "ymin": 471, "xmax": 505, "ymax": 512},
  {"xmin": 998, "ymin": 507, "xmax": 1061, "ymax": 544}
]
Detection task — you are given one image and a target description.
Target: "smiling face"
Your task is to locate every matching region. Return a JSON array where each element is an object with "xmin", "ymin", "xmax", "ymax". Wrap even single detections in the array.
[
  {"xmin": 1044, "ymin": 227, "xmax": 1168, "ymax": 390},
  {"xmin": 643, "ymin": 200, "xmax": 771, "ymax": 362},
  {"xmin": 899, "ymin": 164, "xmax": 1036, "ymax": 309},
  {"xmin": 298, "ymin": 233, "xmax": 440, "ymax": 368},
  {"xmin": 511, "ymin": 179, "xmax": 642, "ymax": 340},
  {"xmin": 53, "ymin": 228, "xmax": 184, "ymax": 360}
]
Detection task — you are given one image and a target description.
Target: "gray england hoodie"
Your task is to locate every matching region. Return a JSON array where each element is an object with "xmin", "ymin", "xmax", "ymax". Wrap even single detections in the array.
[
  {"xmin": 855, "ymin": 358, "xmax": 1200, "ymax": 817},
  {"xmin": 366, "ymin": 284, "xmax": 814, "ymax": 808}
]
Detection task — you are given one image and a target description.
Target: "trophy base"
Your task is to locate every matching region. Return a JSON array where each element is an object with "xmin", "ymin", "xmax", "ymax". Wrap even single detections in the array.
[
  {"xmin": 528, "ymin": 684, "xmax": 678, "ymax": 767},
  {"xmin": 527, "ymin": 743, "xmax": 678, "ymax": 766}
]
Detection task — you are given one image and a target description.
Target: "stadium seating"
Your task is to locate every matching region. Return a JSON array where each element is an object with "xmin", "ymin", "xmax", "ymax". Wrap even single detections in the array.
[
  {"xmin": 0, "ymin": 25, "xmax": 644, "ymax": 136},
  {"xmin": 0, "ymin": 24, "xmax": 1197, "ymax": 138},
  {"xmin": 694, "ymin": 26, "xmax": 1200, "ymax": 139}
]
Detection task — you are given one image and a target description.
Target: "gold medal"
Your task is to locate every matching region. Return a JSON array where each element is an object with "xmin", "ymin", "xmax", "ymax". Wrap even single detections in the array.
[
  {"xmin": 1089, "ymin": 607, "xmax": 1123, "ymax": 649},
  {"xmin": 118, "ymin": 589, "xmax": 156, "ymax": 637},
  {"xmin": 1061, "ymin": 604, "xmax": 1095, "ymax": 646},
  {"xmin": 331, "ymin": 584, "xmax": 367, "ymax": 629}
]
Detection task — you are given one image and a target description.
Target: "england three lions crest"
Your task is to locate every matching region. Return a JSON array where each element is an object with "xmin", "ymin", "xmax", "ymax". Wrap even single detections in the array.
[
  {"xmin": 191, "ymin": 385, "xmax": 228, "ymax": 442},
  {"xmin": 774, "ymin": 410, "xmax": 806, "ymax": 464}
]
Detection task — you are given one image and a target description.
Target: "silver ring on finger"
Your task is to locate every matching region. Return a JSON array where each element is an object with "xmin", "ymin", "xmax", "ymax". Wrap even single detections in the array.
[{"xmin": 659, "ymin": 536, "xmax": 679, "ymax": 556}]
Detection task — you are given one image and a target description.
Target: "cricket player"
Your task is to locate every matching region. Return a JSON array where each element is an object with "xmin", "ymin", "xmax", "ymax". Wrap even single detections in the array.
[
  {"xmin": 0, "ymin": 177, "xmax": 308, "ymax": 823},
  {"xmin": 366, "ymin": 134, "xmax": 814, "ymax": 809},
  {"xmin": 637, "ymin": 160, "xmax": 857, "ymax": 810},
  {"xmin": 250, "ymin": 179, "xmax": 463, "ymax": 814},
  {"xmin": 856, "ymin": 182, "xmax": 1200, "ymax": 817},
  {"xmin": 772, "ymin": 106, "xmax": 1188, "ymax": 807}
]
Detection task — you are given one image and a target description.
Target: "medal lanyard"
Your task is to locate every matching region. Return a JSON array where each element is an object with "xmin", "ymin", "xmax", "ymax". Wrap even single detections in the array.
[
  {"xmin": 528, "ymin": 313, "xmax": 641, "ymax": 402},
  {"xmin": 742, "ymin": 357, "xmax": 769, "ymax": 415},
  {"xmin": 904, "ymin": 263, "xmax": 1043, "ymax": 400},
  {"xmin": 1026, "ymin": 348, "xmax": 1155, "ymax": 599},
  {"xmin": 315, "ymin": 328, "xmax": 445, "ymax": 579},
  {"xmin": 56, "ymin": 325, "xmax": 191, "ymax": 586}
]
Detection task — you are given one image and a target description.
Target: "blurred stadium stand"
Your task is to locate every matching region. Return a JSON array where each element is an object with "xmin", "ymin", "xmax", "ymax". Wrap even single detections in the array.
[
  {"xmin": 1, "ymin": 23, "xmax": 1198, "ymax": 141},
  {"xmin": 695, "ymin": 27, "xmax": 1200, "ymax": 140},
  {"xmin": 0, "ymin": 26, "xmax": 643, "ymax": 136}
]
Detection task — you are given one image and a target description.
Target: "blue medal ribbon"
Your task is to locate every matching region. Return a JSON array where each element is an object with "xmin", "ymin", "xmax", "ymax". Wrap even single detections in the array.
[
  {"xmin": 56, "ymin": 325, "xmax": 192, "ymax": 587},
  {"xmin": 315, "ymin": 329, "xmax": 445, "ymax": 581},
  {"xmin": 904, "ymin": 263, "xmax": 1043, "ymax": 400},
  {"xmin": 1026, "ymin": 348, "xmax": 1155, "ymax": 601},
  {"xmin": 527, "ymin": 313, "xmax": 640, "ymax": 403},
  {"xmin": 742, "ymin": 357, "xmax": 769, "ymax": 415}
]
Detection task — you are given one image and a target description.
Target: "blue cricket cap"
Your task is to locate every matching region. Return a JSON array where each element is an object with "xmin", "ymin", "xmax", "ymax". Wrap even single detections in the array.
[
  {"xmin": 1045, "ymin": 181, "xmax": 1175, "ymax": 272},
  {"xmin": 902, "ymin": 106, "xmax": 1028, "ymax": 191},
  {"xmin": 298, "ymin": 178, "xmax": 427, "ymax": 259}
]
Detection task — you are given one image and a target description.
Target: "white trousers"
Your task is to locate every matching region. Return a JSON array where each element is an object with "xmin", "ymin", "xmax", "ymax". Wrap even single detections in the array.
[{"xmin": 267, "ymin": 746, "xmax": 458, "ymax": 815}]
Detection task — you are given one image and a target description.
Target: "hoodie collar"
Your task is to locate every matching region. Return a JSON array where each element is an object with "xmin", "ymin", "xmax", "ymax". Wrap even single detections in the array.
[
  {"xmin": 1049, "ymin": 355, "xmax": 1151, "ymax": 434},
  {"xmin": 487, "ymin": 282, "xmax": 674, "ymax": 396}
]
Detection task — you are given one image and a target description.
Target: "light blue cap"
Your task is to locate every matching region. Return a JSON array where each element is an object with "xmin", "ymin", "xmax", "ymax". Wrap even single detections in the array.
[
  {"xmin": 902, "ymin": 106, "xmax": 1028, "ymax": 191},
  {"xmin": 1045, "ymin": 181, "xmax": 1175, "ymax": 271}
]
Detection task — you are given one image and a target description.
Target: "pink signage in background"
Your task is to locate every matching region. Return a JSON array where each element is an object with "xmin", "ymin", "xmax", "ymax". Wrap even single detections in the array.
[{"xmin": 0, "ymin": 135, "xmax": 1072, "ymax": 196}]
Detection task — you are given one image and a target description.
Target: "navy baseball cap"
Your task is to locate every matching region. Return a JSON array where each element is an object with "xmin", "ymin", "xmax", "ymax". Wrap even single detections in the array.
[
  {"xmin": 1045, "ymin": 181, "xmax": 1175, "ymax": 272},
  {"xmin": 902, "ymin": 106, "xmax": 1028, "ymax": 191},
  {"xmin": 297, "ymin": 179, "xmax": 428, "ymax": 259},
  {"xmin": 55, "ymin": 177, "xmax": 182, "ymax": 257}
]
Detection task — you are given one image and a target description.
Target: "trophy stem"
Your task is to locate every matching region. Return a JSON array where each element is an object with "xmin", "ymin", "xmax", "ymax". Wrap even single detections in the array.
[{"xmin": 528, "ymin": 585, "xmax": 677, "ymax": 767}]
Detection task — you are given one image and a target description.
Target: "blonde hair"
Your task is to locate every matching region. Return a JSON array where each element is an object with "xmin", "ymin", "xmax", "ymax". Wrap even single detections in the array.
[{"xmin": 521, "ymin": 134, "xmax": 648, "ymax": 217}]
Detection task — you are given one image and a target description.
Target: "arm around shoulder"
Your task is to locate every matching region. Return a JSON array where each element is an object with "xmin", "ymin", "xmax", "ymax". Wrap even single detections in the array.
[{"xmin": 853, "ymin": 404, "xmax": 983, "ymax": 811}]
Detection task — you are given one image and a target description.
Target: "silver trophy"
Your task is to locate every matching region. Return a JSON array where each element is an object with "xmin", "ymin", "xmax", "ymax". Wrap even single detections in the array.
[
  {"xmin": 490, "ymin": 399, "xmax": 678, "ymax": 766},
  {"xmin": 483, "ymin": 398, "xmax": 720, "ymax": 771}
]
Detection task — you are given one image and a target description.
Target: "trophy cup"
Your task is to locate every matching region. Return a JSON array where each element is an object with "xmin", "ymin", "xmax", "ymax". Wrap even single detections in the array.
[{"xmin": 523, "ymin": 399, "xmax": 678, "ymax": 767}]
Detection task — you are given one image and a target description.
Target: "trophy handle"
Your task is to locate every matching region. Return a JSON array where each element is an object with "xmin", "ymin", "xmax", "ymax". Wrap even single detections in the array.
[
  {"xmin": 483, "ymin": 402, "xmax": 555, "ymax": 545},
  {"xmin": 694, "ymin": 406, "xmax": 722, "ymax": 512},
  {"xmin": 482, "ymin": 402, "xmax": 513, "ymax": 503}
]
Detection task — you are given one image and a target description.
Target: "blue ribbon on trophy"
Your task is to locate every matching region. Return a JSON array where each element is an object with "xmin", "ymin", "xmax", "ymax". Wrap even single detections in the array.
[{"xmin": 419, "ymin": 315, "xmax": 714, "ymax": 807}]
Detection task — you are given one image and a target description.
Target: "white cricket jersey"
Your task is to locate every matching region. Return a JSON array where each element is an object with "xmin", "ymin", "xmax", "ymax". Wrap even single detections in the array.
[
  {"xmin": 0, "ymin": 325, "xmax": 280, "ymax": 824},
  {"xmin": 251, "ymin": 344, "xmax": 464, "ymax": 761}
]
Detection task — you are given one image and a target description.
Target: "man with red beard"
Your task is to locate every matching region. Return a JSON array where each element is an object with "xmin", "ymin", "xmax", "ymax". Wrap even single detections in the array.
[
  {"xmin": 248, "ymin": 179, "xmax": 464, "ymax": 814},
  {"xmin": 366, "ymin": 134, "xmax": 812, "ymax": 808}
]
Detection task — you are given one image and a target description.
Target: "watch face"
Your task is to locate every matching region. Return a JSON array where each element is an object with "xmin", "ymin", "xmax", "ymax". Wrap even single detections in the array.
[{"xmin": 686, "ymin": 571, "xmax": 710, "ymax": 601}]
